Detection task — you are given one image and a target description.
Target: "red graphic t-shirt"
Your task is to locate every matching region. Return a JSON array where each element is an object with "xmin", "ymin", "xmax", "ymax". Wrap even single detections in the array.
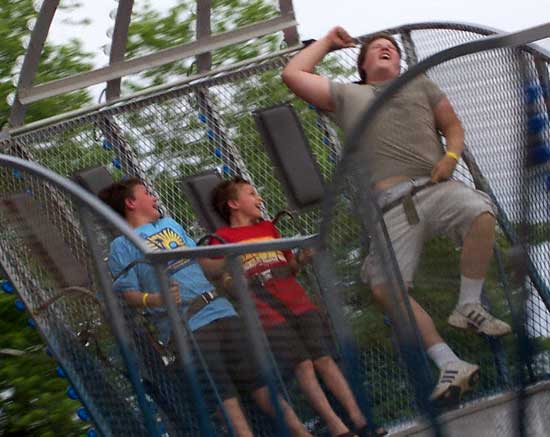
[{"xmin": 211, "ymin": 220, "xmax": 317, "ymax": 327}]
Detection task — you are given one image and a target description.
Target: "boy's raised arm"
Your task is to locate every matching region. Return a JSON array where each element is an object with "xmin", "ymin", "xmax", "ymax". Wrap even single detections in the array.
[{"xmin": 282, "ymin": 26, "xmax": 355, "ymax": 112}]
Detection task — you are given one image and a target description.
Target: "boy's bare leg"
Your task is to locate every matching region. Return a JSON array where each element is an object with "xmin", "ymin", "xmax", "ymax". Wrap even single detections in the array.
[
  {"xmin": 371, "ymin": 284, "xmax": 443, "ymax": 349},
  {"xmin": 450, "ymin": 212, "xmax": 511, "ymax": 335},
  {"xmin": 294, "ymin": 359, "xmax": 352, "ymax": 436},
  {"xmin": 314, "ymin": 357, "xmax": 391, "ymax": 434},
  {"xmin": 460, "ymin": 212, "xmax": 495, "ymax": 279},
  {"xmin": 313, "ymin": 356, "xmax": 367, "ymax": 429},
  {"xmin": 251, "ymin": 386, "xmax": 313, "ymax": 437},
  {"xmin": 221, "ymin": 397, "xmax": 254, "ymax": 437}
]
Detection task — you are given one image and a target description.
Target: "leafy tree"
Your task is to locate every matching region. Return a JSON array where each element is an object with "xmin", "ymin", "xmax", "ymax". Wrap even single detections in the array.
[
  {"xmin": 0, "ymin": 0, "xmax": 93, "ymax": 128},
  {"xmin": 0, "ymin": 291, "xmax": 87, "ymax": 436},
  {"xmin": 1, "ymin": 1, "xmax": 94, "ymax": 435}
]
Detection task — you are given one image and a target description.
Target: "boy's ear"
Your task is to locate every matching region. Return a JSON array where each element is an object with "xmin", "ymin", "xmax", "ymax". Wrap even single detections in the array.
[
  {"xmin": 124, "ymin": 196, "xmax": 136, "ymax": 212},
  {"xmin": 227, "ymin": 198, "xmax": 239, "ymax": 211}
]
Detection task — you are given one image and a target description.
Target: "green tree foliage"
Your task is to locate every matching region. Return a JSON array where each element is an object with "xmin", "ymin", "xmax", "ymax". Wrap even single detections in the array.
[
  {"xmin": 0, "ymin": 1, "xmax": 94, "ymax": 435},
  {"xmin": 0, "ymin": 291, "xmax": 86, "ymax": 436},
  {"xmin": 124, "ymin": 0, "xmax": 280, "ymax": 90},
  {"xmin": 0, "ymin": 0, "xmax": 93, "ymax": 128}
]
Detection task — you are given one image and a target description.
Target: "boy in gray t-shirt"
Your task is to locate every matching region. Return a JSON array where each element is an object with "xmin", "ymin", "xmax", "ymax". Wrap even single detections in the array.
[{"xmin": 282, "ymin": 26, "xmax": 511, "ymax": 405}]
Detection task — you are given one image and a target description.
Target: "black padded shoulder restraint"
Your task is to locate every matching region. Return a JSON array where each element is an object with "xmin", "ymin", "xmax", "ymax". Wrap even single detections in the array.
[{"xmin": 253, "ymin": 103, "xmax": 325, "ymax": 212}]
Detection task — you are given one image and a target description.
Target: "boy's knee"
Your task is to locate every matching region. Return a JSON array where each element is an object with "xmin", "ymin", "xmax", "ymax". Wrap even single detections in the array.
[
  {"xmin": 294, "ymin": 359, "xmax": 315, "ymax": 375},
  {"xmin": 371, "ymin": 284, "xmax": 385, "ymax": 303},
  {"xmin": 476, "ymin": 211, "xmax": 496, "ymax": 228},
  {"xmin": 312, "ymin": 355, "xmax": 333, "ymax": 370},
  {"xmin": 464, "ymin": 211, "xmax": 496, "ymax": 239}
]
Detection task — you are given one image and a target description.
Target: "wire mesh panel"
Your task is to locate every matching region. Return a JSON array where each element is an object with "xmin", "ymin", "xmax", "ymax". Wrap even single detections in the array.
[
  {"xmin": 1, "ymin": 23, "xmax": 550, "ymax": 435},
  {"xmin": 0, "ymin": 164, "xmax": 155, "ymax": 436}
]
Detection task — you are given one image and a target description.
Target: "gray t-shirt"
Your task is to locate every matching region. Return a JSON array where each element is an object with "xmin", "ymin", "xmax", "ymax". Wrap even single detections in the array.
[{"xmin": 330, "ymin": 75, "xmax": 446, "ymax": 185}]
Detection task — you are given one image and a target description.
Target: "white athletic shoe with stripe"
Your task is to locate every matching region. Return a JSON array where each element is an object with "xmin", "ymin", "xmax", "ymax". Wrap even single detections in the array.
[
  {"xmin": 430, "ymin": 360, "xmax": 480, "ymax": 403},
  {"xmin": 448, "ymin": 303, "xmax": 512, "ymax": 337}
]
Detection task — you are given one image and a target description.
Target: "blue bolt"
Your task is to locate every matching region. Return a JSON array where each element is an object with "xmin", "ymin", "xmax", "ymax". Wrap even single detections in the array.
[
  {"xmin": 323, "ymin": 136, "xmax": 330, "ymax": 145},
  {"xmin": 214, "ymin": 148, "xmax": 222, "ymax": 158},
  {"xmin": 14, "ymin": 299, "xmax": 25, "ymax": 311},
  {"xmin": 207, "ymin": 129, "xmax": 215, "ymax": 140},
  {"xmin": 528, "ymin": 144, "xmax": 550, "ymax": 166},
  {"xmin": 525, "ymin": 84, "xmax": 542, "ymax": 104},
  {"xmin": 67, "ymin": 386, "xmax": 78, "ymax": 400},
  {"xmin": 56, "ymin": 366, "xmax": 66, "ymax": 378},
  {"xmin": 223, "ymin": 164, "xmax": 231, "ymax": 175},
  {"xmin": 77, "ymin": 407, "xmax": 89, "ymax": 421},
  {"xmin": 87, "ymin": 429, "xmax": 97, "ymax": 437},
  {"xmin": 198, "ymin": 113, "xmax": 207, "ymax": 123},
  {"xmin": 112, "ymin": 158, "xmax": 121, "ymax": 169},
  {"xmin": 12, "ymin": 169, "xmax": 22, "ymax": 179},
  {"xmin": 1, "ymin": 280, "xmax": 14, "ymax": 294},
  {"xmin": 102, "ymin": 139, "xmax": 113, "ymax": 150},
  {"xmin": 528, "ymin": 113, "xmax": 547, "ymax": 133},
  {"xmin": 27, "ymin": 318, "xmax": 36, "ymax": 329}
]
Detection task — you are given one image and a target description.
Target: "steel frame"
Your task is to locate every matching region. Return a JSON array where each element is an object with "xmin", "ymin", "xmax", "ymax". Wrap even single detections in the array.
[{"xmin": 8, "ymin": 0, "xmax": 299, "ymax": 127}]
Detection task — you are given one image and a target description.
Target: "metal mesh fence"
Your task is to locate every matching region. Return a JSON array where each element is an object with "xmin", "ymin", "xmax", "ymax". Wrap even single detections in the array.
[
  {"xmin": 1, "ymin": 23, "xmax": 550, "ymax": 435},
  {"xmin": 0, "ymin": 167, "xmax": 153, "ymax": 436}
]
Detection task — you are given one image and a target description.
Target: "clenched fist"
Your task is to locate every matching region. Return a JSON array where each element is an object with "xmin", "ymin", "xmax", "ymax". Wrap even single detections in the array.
[
  {"xmin": 431, "ymin": 155, "xmax": 457, "ymax": 183},
  {"xmin": 323, "ymin": 26, "xmax": 356, "ymax": 51}
]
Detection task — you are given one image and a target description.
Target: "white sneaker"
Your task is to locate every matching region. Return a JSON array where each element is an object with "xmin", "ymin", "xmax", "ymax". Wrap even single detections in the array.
[
  {"xmin": 448, "ymin": 303, "xmax": 512, "ymax": 337},
  {"xmin": 430, "ymin": 360, "xmax": 480, "ymax": 403}
]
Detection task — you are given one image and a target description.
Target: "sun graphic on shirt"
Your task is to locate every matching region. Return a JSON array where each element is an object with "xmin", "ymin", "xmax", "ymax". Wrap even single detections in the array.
[{"xmin": 146, "ymin": 228, "xmax": 186, "ymax": 251}]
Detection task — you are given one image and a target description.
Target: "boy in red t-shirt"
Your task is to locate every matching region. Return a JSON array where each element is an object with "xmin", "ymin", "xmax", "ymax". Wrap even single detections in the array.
[{"xmin": 208, "ymin": 176, "xmax": 386, "ymax": 437}]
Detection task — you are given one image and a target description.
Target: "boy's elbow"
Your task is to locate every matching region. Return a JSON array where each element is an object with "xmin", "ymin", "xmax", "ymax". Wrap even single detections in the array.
[
  {"xmin": 281, "ymin": 68, "xmax": 292, "ymax": 86},
  {"xmin": 281, "ymin": 67, "xmax": 300, "ymax": 89}
]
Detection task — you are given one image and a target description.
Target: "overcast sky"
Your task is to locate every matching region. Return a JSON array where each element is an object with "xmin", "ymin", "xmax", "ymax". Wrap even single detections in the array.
[
  {"xmin": 294, "ymin": 0, "xmax": 550, "ymax": 42},
  {"xmin": 47, "ymin": 0, "xmax": 550, "ymax": 69}
]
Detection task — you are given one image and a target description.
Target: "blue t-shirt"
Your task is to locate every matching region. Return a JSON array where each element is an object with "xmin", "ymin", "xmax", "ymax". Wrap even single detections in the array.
[{"xmin": 108, "ymin": 217, "xmax": 237, "ymax": 343}]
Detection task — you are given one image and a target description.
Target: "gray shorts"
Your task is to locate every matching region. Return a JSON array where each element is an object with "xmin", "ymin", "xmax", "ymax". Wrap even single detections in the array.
[{"xmin": 361, "ymin": 179, "xmax": 496, "ymax": 287}]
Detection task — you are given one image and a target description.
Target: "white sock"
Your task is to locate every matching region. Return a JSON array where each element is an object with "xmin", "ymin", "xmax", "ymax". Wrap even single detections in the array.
[
  {"xmin": 427, "ymin": 342, "xmax": 460, "ymax": 369},
  {"xmin": 457, "ymin": 275, "xmax": 484, "ymax": 307}
]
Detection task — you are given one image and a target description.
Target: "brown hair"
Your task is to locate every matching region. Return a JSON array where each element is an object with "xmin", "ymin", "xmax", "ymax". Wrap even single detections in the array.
[
  {"xmin": 211, "ymin": 176, "xmax": 251, "ymax": 224},
  {"xmin": 357, "ymin": 32, "xmax": 401, "ymax": 84},
  {"xmin": 98, "ymin": 177, "xmax": 144, "ymax": 218}
]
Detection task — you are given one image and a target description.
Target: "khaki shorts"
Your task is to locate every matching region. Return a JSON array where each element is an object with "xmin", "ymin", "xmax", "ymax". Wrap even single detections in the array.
[{"xmin": 361, "ymin": 179, "xmax": 496, "ymax": 287}]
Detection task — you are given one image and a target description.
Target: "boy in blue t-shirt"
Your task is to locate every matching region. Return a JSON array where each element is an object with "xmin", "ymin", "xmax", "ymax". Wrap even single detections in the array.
[{"xmin": 99, "ymin": 177, "xmax": 311, "ymax": 437}]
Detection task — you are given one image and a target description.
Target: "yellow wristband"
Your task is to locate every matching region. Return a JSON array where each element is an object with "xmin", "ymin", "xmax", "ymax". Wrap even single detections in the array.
[
  {"xmin": 222, "ymin": 273, "xmax": 232, "ymax": 289},
  {"xmin": 142, "ymin": 292, "xmax": 149, "ymax": 308},
  {"xmin": 446, "ymin": 151, "xmax": 460, "ymax": 162}
]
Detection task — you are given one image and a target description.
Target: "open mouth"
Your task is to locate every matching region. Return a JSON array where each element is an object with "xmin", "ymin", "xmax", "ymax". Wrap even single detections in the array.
[{"xmin": 380, "ymin": 53, "xmax": 391, "ymax": 60}]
